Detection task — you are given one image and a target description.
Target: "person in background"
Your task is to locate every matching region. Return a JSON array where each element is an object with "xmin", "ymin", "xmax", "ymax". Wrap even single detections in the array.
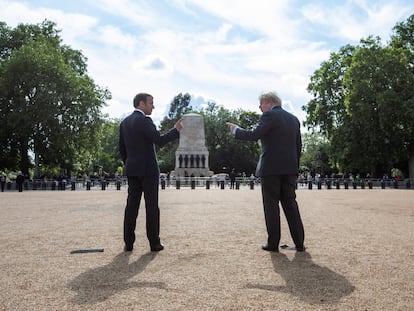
[
  {"xmin": 16, "ymin": 171, "xmax": 24, "ymax": 192},
  {"xmin": 0, "ymin": 172, "xmax": 6, "ymax": 192}
]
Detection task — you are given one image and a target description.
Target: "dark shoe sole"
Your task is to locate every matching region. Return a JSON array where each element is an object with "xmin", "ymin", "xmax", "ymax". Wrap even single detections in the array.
[
  {"xmin": 280, "ymin": 244, "xmax": 306, "ymax": 252},
  {"xmin": 150, "ymin": 244, "xmax": 164, "ymax": 252},
  {"xmin": 261, "ymin": 244, "xmax": 279, "ymax": 252}
]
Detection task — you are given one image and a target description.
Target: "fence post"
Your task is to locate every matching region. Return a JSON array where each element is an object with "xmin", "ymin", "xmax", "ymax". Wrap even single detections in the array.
[{"xmin": 249, "ymin": 180, "xmax": 254, "ymax": 190}]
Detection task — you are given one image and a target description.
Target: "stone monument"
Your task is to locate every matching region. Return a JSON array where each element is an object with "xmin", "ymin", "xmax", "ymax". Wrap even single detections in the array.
[{"xmin": 174, "ymin": 113, "xmax": 212, "ymax": 177}]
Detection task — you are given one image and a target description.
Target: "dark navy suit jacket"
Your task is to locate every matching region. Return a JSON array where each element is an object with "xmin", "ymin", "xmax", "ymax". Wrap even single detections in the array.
[
  {"xmin": 119, "ymin": 111, "xmax": 179, "ymax": 176},
  {"xmin": 235, "ymin": 106, "xmax": 301, "ymax": 177}
]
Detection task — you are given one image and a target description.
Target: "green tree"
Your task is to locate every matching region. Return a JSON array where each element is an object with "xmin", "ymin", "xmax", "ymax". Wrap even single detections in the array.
[
  {"xmin": 303, "ymin": 45, "xmax": 355, "ymax": 174},
  {"xmin": 200, "ymin": 103, "xmax": 260, "ymax": 175},
  {"xmin": 156, "ymin": 95, "xmax": 260, "ymax": 175},
  {"xmin": 391, "ymin": 14, "xmax": 414, "ymax": 53},
  {"xmin": 390, "ymin": 14, "xmax": 414, "ymax": 178},
  {"xmin": 304, "ymin": 45, "xmax": 356, "ymax": 139},
  {"xmin": 157, "ymin": 93, "xmax": 193, "ymax": 172},
  {"xmin": 344, "ymin": 36, "xmax": 414, "ymax": 175},
  {"xmin": 0, "ymin": 20, "xmax": 110, "ymax": 177},
  {"xmin": 93, "ymin": 119, "xmax": 122, "ymax": 176},
  {"xmin": 167, "ymin": 92, "xmax": 192, "ymax": 119},
  {"xmin": 304, "ymin": 14, "xmax": 414, "ymax": 177},
  {"xmin": 300, "ymin": 133, "xmax": 331, "ymax": 176}
]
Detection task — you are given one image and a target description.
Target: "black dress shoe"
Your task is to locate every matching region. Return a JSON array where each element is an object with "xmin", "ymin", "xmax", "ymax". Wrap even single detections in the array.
[
  {"xmin": 124, "ymin": 245, "xmax": 133, "ymax": 252},
  {"xmin": 296, "ymin": 245, "xmax": 306, "ymax": 252},
  {"xmin": 261, "ymin": 244, "xmax": 279, "ymax": 252},
  {"xmin": 150, "ymin": 244, "xmax": 164, "ymax": 252}
]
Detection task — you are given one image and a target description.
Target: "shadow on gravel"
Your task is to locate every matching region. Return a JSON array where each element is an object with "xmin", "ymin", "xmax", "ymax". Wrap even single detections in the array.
[
  {"xmin": 69, "ymin": 252, "xmax": 165, "ymax": 305},
  {"xmin": 246, "ymin": 251, "xmax": 355, "ymax": 305}
]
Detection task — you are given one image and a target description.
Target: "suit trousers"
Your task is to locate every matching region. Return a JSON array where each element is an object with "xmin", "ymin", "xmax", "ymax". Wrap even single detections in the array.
[
  {"xmin": 124, "ymin": 175, "xmax": 161, "ymax": 248},
  {"xmin": 260, "ymin": 175, "xmax": 304, "ymax": 248}
]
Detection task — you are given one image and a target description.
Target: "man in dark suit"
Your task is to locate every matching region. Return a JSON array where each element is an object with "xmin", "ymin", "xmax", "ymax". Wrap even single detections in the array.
[
  {"xmin": 119, "ymin": 93, "xmax": 183, "ymax": 252},
  {"xmin": 16, "ymin": 172, "xmax": 25, "ymax": 192},
  {"xmin": 227, "ymin": 91, "xmax": 305, "ymax": 252}
]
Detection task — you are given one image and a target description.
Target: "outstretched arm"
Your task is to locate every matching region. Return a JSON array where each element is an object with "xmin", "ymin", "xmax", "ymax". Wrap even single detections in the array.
[
  {"xmin": 228, "ymin": 113, "xmax": 273, "ymax": 141},
  {"xmin": 226, "ymin": 122, "xmax": 239, "ymax": 134},
  {"xmin": 142, "ymin": 117, "xmax": 180, "ymax": 147}
]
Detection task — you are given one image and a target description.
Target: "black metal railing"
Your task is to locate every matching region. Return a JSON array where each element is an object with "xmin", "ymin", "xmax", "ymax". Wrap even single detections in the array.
[{"xmin": 1, "ymin": 177, "xmax": 413, "ymax": 191}]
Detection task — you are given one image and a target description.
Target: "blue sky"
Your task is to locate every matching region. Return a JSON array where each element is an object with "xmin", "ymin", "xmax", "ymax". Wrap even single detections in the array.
[{"xmin": 1, "ymin": 0, "xmax": 413, "ymax": 126}]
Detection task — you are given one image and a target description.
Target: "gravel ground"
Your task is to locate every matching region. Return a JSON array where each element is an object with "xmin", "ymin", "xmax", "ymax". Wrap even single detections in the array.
[{"xmin": 0, "ymin": 188, "xmax": 413, "ymax": 311}]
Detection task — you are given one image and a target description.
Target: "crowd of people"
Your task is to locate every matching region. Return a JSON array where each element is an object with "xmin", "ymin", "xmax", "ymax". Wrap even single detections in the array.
[{"xmin": 0, "ymin": 171, "xmax": 125, "ymax": 192}]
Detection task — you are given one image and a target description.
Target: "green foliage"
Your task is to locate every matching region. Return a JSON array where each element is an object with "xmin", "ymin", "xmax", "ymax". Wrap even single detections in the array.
[
  {"xmin": 201, "ymin": 104, "xmax": 260, "ymax": 174},
  {"xmin": 92, "ymin": 119, "xmax": 122, "ymax": 175},
  {"xmin": 300, "ymin": 133, "xmax": 331, "ymax": 174},
  {"xmin": 157, "ymin": 96, "xmax": 261, "ymax": 175},
  {"xmin": 167, "ymin": 92, "xmax": 192, "ymax": 119},
  {"xmin": 0, "ymin": 20, "xmax": 111, "ymax": 177},
  {"xmin": 303, "ymin": 14, "xmax": 414, "ymax": 177},
  {"xmin": 304, "ymin": 44, "xmax": 356, "ymax": 138},
  {"xmin": 157, "ymin": 93, "xmax": 192, "ymax": 172}
]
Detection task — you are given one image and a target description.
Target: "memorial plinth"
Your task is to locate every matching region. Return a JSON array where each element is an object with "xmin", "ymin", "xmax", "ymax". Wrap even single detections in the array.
[{"xmin": 173, "ymin": 113, "xmax": 212, "ymax": 177}]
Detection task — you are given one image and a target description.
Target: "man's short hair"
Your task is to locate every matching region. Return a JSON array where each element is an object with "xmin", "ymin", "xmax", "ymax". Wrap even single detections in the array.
[
  {"xmin": 133, "ymin": 93, "xmax": 152, "ymax": 108},
  {"xmin": 259, "ymin": 92, "xmax": 282, "ymax": 106}
]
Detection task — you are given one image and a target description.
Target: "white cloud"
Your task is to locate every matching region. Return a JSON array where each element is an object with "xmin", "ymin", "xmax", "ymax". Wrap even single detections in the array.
[
  {"xmin": 1, "ymin": 0, "xmax": 413, "ymax": 127},
  {"xmin": 0, "ymin": 0, "xmax": 98, "ymax": 45},
  {"xmin": 133, "ymin": 55, "xmax": 174, "ymax": 76},
  {"xmin": 181, "ymin": 0, "xmax": 298, "ymax": 43},
  {"xmin": 95, "ymin": 25, "xmax": 137, "ymax": 50},
  {"xmin": 89, "ymin": 0, "xmax": 155, "ymax": 27},
  {"xmin": 301, "ymin": 0, "xmax": 413, "ymax": 43},
  {"xmin": 216, "ymin": 23, "xmax": 233, "ymax": 42}
]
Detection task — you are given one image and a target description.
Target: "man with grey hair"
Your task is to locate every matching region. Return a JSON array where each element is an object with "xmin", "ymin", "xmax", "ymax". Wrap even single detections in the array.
[{"xmin": 227, "ymin": 91, "xmax": 305, "ymax": 252}]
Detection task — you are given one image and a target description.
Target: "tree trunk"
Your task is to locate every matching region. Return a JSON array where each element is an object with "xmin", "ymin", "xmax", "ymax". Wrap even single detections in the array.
[
  {"xmin": 34, "ymin": 134, "xmax": 40, "ymax": 178},
  {"xmin": 409, "ymin": 155, "xmax": 414, "ymax": 179},
  {"xmin": 19, "ymin": 142, "xmax": 30, "ymax": 177},
  {"xmin": 34, "ymin": 151, "xmax": 40, "ymax": 178}
]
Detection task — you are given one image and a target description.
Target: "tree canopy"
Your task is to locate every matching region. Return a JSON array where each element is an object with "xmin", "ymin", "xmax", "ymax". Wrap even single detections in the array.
[
  {"xmin": 0, "ymin": 20, "xmax": 111, "ymax": 177},
  {"xmin": 157, "ymin": 93, "xmax": 260, "ymax": 175},
  {"xmin": 303, "ymin": 14, "xmax": 414, "ymax": 177}
]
